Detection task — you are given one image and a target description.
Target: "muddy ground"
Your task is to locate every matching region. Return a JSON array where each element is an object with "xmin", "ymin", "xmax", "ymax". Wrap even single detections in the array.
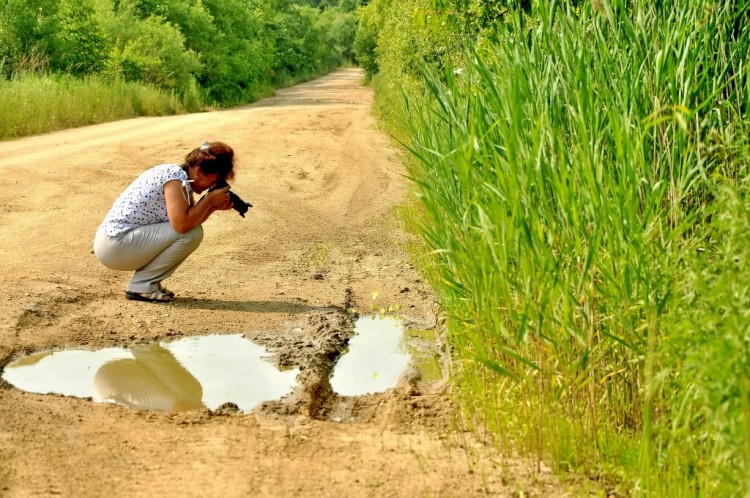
[{"xmin": 0, "ymin": 69, "xmax": 563, "ymax": 497}]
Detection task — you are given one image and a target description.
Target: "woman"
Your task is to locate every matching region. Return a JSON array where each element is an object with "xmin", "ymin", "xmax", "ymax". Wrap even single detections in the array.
[{"xmin": 94, "ymin": 141, "xmax": 235, "ymax": 302}]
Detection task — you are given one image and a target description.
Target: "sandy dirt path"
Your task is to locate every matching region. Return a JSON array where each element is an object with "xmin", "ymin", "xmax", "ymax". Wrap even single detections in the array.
[{"xmin": 0, "ymin": 69, "xmax": 558, "ymax": 497}]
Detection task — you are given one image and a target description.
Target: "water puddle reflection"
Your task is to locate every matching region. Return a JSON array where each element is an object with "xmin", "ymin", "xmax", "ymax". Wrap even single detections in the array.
[
  {"xmin": 2, "ymin": 335, "xmax": 298, "ymax": 413},
  {"xmin": 330, "ymin": 316, "xmax": 412, "ymax": 396}
]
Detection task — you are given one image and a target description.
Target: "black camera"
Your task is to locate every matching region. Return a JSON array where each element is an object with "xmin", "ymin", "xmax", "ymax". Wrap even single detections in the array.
[{"xmin": 209, "ymin": 180, "xmax": 252, "ymax": 217}]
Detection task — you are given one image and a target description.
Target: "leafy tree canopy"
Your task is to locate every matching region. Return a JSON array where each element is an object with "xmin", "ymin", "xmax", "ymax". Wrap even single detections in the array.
[{"xmin": 1, "ymin": 0, "xmax": 359, "ymax": 106}]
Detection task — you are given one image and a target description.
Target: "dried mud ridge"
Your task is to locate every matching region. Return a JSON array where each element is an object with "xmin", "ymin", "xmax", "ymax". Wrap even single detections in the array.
[{"xmin": 241, "ymin": 287, "xmax": 433, "ymax": 422}]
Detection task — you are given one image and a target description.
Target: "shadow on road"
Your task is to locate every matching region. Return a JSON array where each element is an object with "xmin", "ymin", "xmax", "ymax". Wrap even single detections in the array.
[{"xmin": 170, "ymin": 298, "xmax": 339, "ymax": 314}]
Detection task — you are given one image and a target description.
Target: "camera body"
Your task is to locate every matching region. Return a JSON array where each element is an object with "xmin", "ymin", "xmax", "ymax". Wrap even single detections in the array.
[{"xmin": 209, "ymin": 180, "xmax": 252, "ymax": 217}]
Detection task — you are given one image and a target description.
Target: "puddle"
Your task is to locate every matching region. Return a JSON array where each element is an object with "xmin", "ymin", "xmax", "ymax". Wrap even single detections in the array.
[
  {"xmin": 1, "ymin": 334, "xmax": 298, "ymax": 413},
  {"xmin": 330, "ymin": 315, "xmax": 412, "ymax": 396}
]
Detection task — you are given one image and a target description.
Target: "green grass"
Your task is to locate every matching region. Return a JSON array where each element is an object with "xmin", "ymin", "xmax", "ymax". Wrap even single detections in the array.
[
  {"xmin": 0, "ymin": 73, "xmax": 203, "ymax": 140},
  {"xmin": 375, "ymin": 0, "xmax": 750, "ymax": 494}
]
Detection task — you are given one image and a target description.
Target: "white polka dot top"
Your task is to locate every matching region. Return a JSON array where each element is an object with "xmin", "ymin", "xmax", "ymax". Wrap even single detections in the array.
[{"xmin": 98, "ymin": 163, "xmax": 188, "ymax": 237}]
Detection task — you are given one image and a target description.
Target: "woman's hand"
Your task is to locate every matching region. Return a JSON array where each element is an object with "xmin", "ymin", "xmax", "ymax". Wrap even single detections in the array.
[{"xmin": 203, "ymin": 185, "xmax": 234, "ymax": 213}]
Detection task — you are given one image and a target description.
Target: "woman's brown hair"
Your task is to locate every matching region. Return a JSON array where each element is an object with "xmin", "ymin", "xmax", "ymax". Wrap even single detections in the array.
[{"xmin": 184, "ymin": 141, "xmax": 235, "ymax": 181}]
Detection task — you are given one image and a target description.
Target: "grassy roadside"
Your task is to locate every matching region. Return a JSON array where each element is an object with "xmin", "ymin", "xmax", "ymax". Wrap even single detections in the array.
[
  {"xmin": 0, "ymin": 65, "xmax": 349, "ymax": 141},
  {"xmin": 371, "ymin": 1, "xmax": 750, "ymax": 495},
  {"xmin": 0, "ymin": 73, "xmax": 204, "ymax": 141}
]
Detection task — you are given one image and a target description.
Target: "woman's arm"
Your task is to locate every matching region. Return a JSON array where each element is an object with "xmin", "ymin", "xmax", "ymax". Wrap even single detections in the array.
[{"xmin": 164, "ymin": 180, "xmax": 232, "ymax": 233}]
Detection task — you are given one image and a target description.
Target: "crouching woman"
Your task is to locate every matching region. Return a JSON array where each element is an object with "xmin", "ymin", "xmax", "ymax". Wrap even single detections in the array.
[{"xmin": 94, "ymin": 142, "xmax": 235, "ymax": 303}]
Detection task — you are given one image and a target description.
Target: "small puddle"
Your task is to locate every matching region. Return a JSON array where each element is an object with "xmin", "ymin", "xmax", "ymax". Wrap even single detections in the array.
[
  {"xmin": 2, "ymin": 335, "xmax": 298, "ymax": 413},
  {"xmin": 330, "ymin": 315, "xmax": 413, "ymax": 396}
]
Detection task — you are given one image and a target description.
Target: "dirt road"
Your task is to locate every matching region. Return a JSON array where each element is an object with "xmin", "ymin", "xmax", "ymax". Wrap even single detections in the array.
[{"xmin": 0, "ymin": 69, "xmax": 557, "ymax": 497}]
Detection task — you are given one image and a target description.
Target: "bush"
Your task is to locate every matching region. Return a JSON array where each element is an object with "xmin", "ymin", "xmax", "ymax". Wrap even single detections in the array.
[
  {"xmin": 53, "ymin": 0, "xmax": 110, "ymax": 74},
  {"xmin": 103, "ymin": 13, "xmax": 201, "ymax": 96},
  {"xmin": 0, "ymin": 0, "xmax": 60, "ymax": 76}
]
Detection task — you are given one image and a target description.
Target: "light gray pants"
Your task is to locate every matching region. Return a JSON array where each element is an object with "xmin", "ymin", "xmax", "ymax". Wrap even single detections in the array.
[{"xmin": 94, "ymin": 223, "xmax": 203, "ymax": 293}]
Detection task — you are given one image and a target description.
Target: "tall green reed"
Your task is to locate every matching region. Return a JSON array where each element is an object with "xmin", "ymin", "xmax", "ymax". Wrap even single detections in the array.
[
  {"xmin": 403, "ymin": 0, "xmax": 750, "ymax": 492},
  {"xmin": 645, "ymin": 174, "xmax": 750, "ymax": 496}
]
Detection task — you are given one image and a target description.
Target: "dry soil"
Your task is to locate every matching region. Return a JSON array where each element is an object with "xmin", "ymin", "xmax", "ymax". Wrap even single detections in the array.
[{"xmin": 0, "ymin": 69, "xmax": 562, "ymax": 497}]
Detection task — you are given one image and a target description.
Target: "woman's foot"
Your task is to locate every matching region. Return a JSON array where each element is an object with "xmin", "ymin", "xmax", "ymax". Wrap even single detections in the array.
[
  {"xmin": 157, "ymin": 283, "xmax": 175, "ymax": 298},
  {"xmin": 125, "ymin": 290, "xmax": 173, "ymax": 303}
]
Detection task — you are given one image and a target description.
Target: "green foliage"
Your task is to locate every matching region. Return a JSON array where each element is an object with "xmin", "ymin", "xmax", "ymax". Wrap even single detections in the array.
[
  {"xmin": 0, "ymin": 0, "xmax": 60, "ymax": 74},
  {"xmin": 102, "ymin": 12, "xmax": 201, "ymax": 96},
  {"xmin": 1, "ymin": 0, "xmax": 356, "ymax": 114},
  {"xmin": 352, "ymin": 2, "xmax": 379, "ymax": 79},
  {"xmin": 365, "ymin": 0, "xmax": 750, "ymax": 493},
  {"xmin": 269, "ymin": 5, "xmax": 326, "ymax": 85},
  {"xmin": 0, "ymin": 73, "xmax": 192, "ymax": 140},
  {"xmin": 0, "ymin": 0, "xmax": 358, "ymax": 140},
  {"xmin": 645, "ymin": 121, "xmax": 750, "ymax": 494},
  {"xmin": 336, "ymin": 0, "xmax": 359, "ymax": 12},
  {"xmin": 430, "ymin": 0, "xmax": 514, "ymax": 38},
  {"xmin": 198, "ymin": 0, "xmax": 273, "ymax": 104},
  {"xmin": 307, "ymin": 0, "xmax": 362, "ymax": 11},
  {"xmin": 319, "ymin": 7, "xmax": 357, "ymax": 64},
  {"xmin": 353, "ymin": 0, "xmax": 462, "ymax": 90},
  {"xmin": 53, "ymin": 0, "xmax": 110, "ymax": 74}
]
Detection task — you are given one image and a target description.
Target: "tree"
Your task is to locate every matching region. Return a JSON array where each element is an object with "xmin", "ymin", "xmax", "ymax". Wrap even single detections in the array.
[
  {"xmin": 270, "ymin": 5, "xmax": 326, "ymax": 82},
  {"xmin": 0, "ymin": 0, "xmax": 60, "ymax": 74},
  {"xmin": 324, "ymin": 8, "xmax": 357, "ymax": 63},
  {"xmin": 352, "ymin": 2, "xmax": 379, "ymax": 78},
  {"xmin": 54, "ymin": 0, "xmax": 110, "ymax": 74},
  {"xmin": 197, "ymin": 0, "xmax": 274, "ymax": 104},
  {"xmin": 103, "ymin": 12, "xmax": 201, "ymax": 94}
]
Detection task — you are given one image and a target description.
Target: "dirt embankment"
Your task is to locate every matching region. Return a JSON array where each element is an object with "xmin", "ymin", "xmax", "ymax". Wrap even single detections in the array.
[{"xmin": 0, "ymin": 69, "xmax": 560, "ymax": 497}]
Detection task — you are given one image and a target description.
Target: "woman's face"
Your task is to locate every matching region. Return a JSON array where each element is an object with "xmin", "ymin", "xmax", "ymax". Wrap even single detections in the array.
[{"xmin": 191, "ymin": 167, "xmax": 220, "ymax": 194}]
